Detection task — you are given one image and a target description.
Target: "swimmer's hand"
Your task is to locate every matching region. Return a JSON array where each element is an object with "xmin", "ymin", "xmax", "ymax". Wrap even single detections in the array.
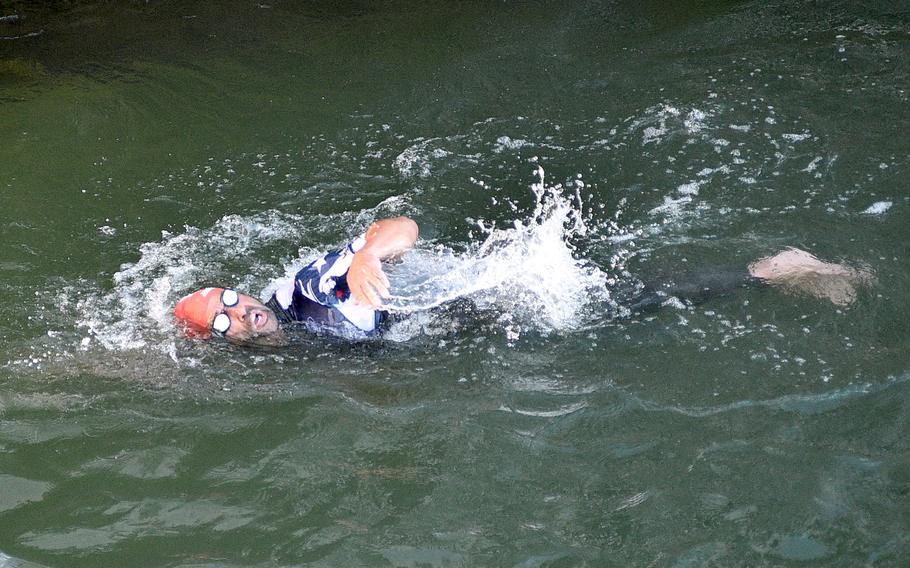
[
  {"xmin": 346, "ymin": 216, "xmax": 418, "ymax": 308},
  {"xmin": 348, "ymin": 250, "xmax": 390, "ymax": 308}
]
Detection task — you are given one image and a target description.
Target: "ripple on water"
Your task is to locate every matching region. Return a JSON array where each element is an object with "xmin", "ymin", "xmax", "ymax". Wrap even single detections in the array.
[
  {"xmin": 498, "ymin": 401, "xmax": 588, "ymax": 418},
  {"xmin": 0, "ymin": 551, "xmax": 50, "ymax": 568},
  {"xmin": 79, "ymin": 446, "xmax": 188, "ymax": 480},
  {"xmin": 19, "ymin": 498, "xmax": 260, "ymax": 552},
  {"xmin": 630, "ymin": 375, "xmax": 906, "ymax": 418},
  {"xmin": 0, "ymin": 420, "xmax": 84, "ymax": 445},
  {"xmin": 0, "ymin": 475, "xmax": 53, "ymax": 513},
  {"xmin": 770, "ymin": 534, "xmax": 831, "ymax": 561}
]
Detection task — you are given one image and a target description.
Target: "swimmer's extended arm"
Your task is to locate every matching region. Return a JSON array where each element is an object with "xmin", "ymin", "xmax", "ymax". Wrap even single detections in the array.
[{"xmin": 348, "ymin": 216, "xmax": 419, "ymax": 308}]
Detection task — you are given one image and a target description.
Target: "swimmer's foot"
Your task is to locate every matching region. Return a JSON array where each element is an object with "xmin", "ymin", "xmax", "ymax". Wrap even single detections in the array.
[{"xmin": 748, "ymin": 248, "xmax": 874, "ymax": 306}]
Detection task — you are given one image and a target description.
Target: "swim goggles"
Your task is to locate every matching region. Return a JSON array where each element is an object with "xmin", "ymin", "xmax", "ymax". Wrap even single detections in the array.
[{"xmin": 211, "ymin": 288, "xmax": 240, "ymax": 335}]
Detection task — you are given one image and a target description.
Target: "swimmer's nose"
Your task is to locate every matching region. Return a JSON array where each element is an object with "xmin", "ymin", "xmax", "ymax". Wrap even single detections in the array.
[{"xmin": 226, "ymin": 305, "xmax": 246, "ymax": 322}]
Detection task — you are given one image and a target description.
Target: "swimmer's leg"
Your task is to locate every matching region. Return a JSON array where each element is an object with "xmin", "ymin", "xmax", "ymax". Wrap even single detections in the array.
[{"xmin": 629, "ymin": 266, "xmax": 763, "ymax": 314}]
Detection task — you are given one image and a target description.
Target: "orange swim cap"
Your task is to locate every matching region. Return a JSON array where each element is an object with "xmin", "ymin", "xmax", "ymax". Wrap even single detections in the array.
[{"xmin": 173, "ymin": 287, "xmax": 224, "ymax": 338}]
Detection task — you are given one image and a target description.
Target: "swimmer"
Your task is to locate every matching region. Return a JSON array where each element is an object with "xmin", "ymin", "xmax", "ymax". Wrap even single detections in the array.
[
  {"xmin": 173, "ymin": 216, "xmax": 871, "ymax": 346},
  {"xmin": 173, "ymin": 216, "xmax": 418, "ymax": 346}
]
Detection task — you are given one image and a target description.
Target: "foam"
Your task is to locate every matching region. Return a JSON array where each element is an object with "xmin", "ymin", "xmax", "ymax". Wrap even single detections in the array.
[
  {"xmin": 382, "ymin": 166, "xmax": 619, "ymax": 338},
  {"xmin": 74, "ymin": 210, "xmax": 317, "ymax": 354},
  {"xmin": 861, "ymin": 201, "xmax": 892, "ymax": 215},
  {"xmin": 493, "ymin": 136, "xmax": 531, "ymax": 153}
]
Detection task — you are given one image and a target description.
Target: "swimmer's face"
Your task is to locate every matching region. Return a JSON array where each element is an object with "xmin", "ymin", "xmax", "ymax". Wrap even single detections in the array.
[
  {"xmin": 175, "ymin": 287, "xmax": 287, "ymax": 346},
  {"xmin": 214, "ymin": 293, "xmax": 286, "ymax": 346}
]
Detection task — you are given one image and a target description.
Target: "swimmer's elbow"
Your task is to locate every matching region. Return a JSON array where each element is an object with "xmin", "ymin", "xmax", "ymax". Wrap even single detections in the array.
[
  {"xmin": 398, "ymin": 216, "xmax": 418, "ymax": 244},
  {"xmin": 364, "ymin": 216, "xmax": 419, "ymax": 255},
  {"xmin": 374, "ymin": 216, "xmax": 418, "ymax": 243}
]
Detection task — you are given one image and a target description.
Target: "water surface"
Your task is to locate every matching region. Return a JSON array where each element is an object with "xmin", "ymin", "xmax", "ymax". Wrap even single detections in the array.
[{"xmin": 2, "ymin": 1, "xmax": 909, "ymax": 565}]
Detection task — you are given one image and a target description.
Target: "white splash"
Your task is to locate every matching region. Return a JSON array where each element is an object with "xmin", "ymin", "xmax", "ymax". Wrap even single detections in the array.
[
  {"xmin": 861, "ymin": 201, "xmax": 892, "ymax": 215},
  {"xmin": 383, "ymin": 166, "xmax": 614, "ymax": 332},
  {"xmin": 74, "ymin": 211, "xmax": 312, "ymax": 353},
  {"xmin": 493, "ymin": 136, "xmax": 531, "ymax": 153},
  {"xmin": 393, "ymin": 138, "xmax": 451, "ymax": 178},
  {"xmin": 684, "ymin": 109, "xmax": 708, "ymax": 133}
]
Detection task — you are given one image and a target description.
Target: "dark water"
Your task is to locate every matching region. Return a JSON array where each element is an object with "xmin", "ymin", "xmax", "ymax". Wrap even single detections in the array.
[{"xmin": 2, "ymin": 1, "xmax": 910, "ymax": 566}]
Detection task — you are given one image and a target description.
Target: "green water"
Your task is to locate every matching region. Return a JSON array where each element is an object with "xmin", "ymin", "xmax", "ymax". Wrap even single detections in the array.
[{"xmin": 2, "ymin": 1, "xmax": 910, "ymax": 566}]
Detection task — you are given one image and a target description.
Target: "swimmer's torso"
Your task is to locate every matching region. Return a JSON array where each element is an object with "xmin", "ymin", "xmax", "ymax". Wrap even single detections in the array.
[{"xmin": 267, "ymin": 235, "xmax": 385, "ymax": 335}]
